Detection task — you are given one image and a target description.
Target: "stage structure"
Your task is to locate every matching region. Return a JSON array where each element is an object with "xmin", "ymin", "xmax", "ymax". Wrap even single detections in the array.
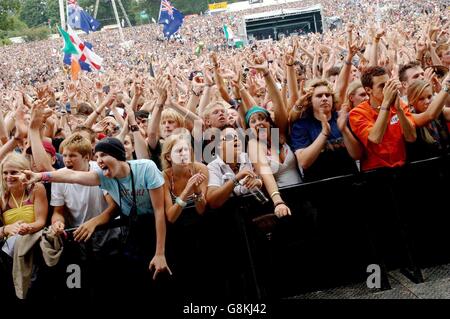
[{"xmin": 242, "ymin": 4, "xmax": 324, "ymax": 42}]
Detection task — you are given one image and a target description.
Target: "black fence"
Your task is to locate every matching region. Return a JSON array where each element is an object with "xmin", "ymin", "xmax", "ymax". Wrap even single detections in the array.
[
  {"xmin": 2, "ymin": 155, "xmax": 449, "ymax": 305},
  {"xmin": 169, "ymin": 155, "xmax": 450, "ymax": 300}
]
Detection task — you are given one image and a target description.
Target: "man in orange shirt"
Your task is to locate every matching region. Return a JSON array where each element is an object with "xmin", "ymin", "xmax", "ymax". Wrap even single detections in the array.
[{"xmin": 349, "ymin": 67, "xmax": 417, "ymax": 171}]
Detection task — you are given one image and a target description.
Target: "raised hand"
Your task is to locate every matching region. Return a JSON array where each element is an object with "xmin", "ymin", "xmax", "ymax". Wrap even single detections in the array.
[
  {"xmin": 247, "ymin": 56, "xmax": 269, "ymax": 75},
  {"xmin": 337, "ymin": 103, "xmax": 350, "ymax": 132},
  {"xmin": 319, "ymin": 109, "xmax": 331, "ymax": 137},
  {"xmin": 285, "ymin": 42, "xmax": 298, "ymax": 66},
  {"xmin": 382, "ymin": 79, "xmax": 401, "ymax": 107},
  {"xmin": 67, "ymin": 82, "xmax": 77, "ymax": 99}
]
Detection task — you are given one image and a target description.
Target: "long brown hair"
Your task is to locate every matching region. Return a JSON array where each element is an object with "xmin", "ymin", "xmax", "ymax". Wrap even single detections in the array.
[{"xmin": 290, "ymin": 79, "xmax": 339, "ymax": 123}]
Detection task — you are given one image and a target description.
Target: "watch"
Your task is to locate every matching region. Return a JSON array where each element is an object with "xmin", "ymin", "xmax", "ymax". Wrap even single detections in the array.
[{"xmin": 130, "ymin": 125, "xmax": 139, "ymax": 132}]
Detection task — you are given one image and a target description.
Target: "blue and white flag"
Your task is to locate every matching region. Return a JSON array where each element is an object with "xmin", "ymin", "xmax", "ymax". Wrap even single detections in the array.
[
  {"xmin": 158, "ymin": 0, "xmax": 184, "ymax": 38},
  {"xmin": 68, "ymin": 0, "xmax": 101, "ymax": 34}
]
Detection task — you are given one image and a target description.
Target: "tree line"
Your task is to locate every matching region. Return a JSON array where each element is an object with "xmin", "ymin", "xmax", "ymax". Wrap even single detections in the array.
[{"xmin": 1, "ymin": 0, "xmax": 243, "ymax": 44}]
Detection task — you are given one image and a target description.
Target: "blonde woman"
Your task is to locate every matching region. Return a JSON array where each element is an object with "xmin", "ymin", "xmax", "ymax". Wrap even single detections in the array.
[
  {"xmin": 345, "ymin": 80, "xmax": 369, "ymax": 109},
  {"xmin": 406, "ymin": 78, "xmax": 450, "ymax": 161},
  {"xmin": 0, "ymin": 152, "xmax": 48, "ymax": 239},
  {"xmin": 161, "ymin": 133, "xmax": 208, "ymax": 223}
]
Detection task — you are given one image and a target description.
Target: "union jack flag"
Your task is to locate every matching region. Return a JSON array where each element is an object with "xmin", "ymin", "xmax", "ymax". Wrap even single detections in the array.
[{"xmin": 160, "ymin": 0, "xmax": 174, "ymax": 19}]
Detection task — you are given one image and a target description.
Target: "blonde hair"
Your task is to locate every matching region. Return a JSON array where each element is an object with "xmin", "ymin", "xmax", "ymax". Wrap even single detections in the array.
[
  {"xmin": 59, "ymin": 133, "xmax": 92, "ymax": 158},
  {"xmin": 0, "ymin": 152, "xmax": 32, "ymax": 208},
  {"xmin": 201, "ymin": 101, "xmax": 229, "ymax": 120},
  {"xmin": 160, "ymin": 131, "xmax": 193, "ymax": 170},
  {"xmin": 407, "ymin": 80, "xmax": 436, "ymax": 145},
  {"xmin": 407, "ymin": 80, "xmax": 431, "ymax": 108},
  {"xmin": 161, "ymin": 108, "xmax": 185, "ymax": 128},
  {"xmin": 346, "ymin": 80, "xmax": 363, "ymax": 108}
]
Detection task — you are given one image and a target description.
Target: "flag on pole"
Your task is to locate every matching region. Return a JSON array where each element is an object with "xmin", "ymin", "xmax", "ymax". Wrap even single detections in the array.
[
  {"xmin": 71, "ymin": 57, "xmax": 81, "ymax": 80},
  {"xmin": 223, "ymin": 25, "xmax": 234, "ymax": 40},
  {"xmin": 158, "ymin": 0, "xmax": 184, "ymax": 38},
  {"xmin": 58, "ymin": 26, "xmax": 103, "ymax": 72},
  {"xmin": 67, "ymin": 0, "xmax": 101, "ymax": 34},
  {"xmin": 63, "ymin": 41, "xmax": 94, "ymax": 72}
]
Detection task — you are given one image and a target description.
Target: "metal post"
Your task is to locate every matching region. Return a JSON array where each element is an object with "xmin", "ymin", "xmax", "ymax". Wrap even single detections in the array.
[
  {"xmin": 117, "ymin": 0, "xmax": 132, "ymax": 28},
  {"xmin": 58, "ymin": 0, "xmax": 66, "ymax": 30},
  {"xmin": 94, "ymin": 0, "xmax": 100, "ymax": 18},
  {"xmin": 110, "ymin": 0, "xmax": 125, "ymax": 43}
]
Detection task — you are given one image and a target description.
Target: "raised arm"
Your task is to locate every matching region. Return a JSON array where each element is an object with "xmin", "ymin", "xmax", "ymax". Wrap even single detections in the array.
[
  {"xmin": 0, "ymin": 109, "xmax": 7, "ymax": 145},
  {"xmin": 147, "ymin": 76, "xmax": 169, "ymax": 150},
  {"xmin": 285, "ymin": 43, "xmax": 299, "ymax": 110},
  {"xmin": 393, "ymin": 97, "xmax": 416, "ymax": 143},
  {"xmin": 335, "ymin": 24, "xmax": 359, "ymax": 106},
  {"xmin": 28, "ymin": 100, "xmax": 55, "ymax": 172},
  {"xmin": 367, "ymin": 80, "xmax": 398, "ymax": 144},
  {"xmin": 84, "ymin": 92, "xmax": 115, "ymax": 129},
  {"xmin": 413, "ymin": 77, "xmax": 450, "ymax": 127},
  {"xmin": 369, "ymin": 29, "xmax": 385, "ymax": 67},
  {"xmin": 249, "ymin": 57, "xmax": 289, "ymax": 139}
]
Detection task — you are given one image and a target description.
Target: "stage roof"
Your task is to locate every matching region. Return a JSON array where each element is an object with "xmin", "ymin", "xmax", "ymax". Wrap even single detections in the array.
[
  {"xmin": 226, "ymin": 0, "xmax": 307, "ymax": 12},
  {"xmin": 243, "ymin": 4, "xmax": 322, "ymax": 21}
]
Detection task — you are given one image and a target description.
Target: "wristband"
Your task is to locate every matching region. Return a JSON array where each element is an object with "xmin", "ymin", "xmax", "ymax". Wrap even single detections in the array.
[
  {"xmin": 41, "ymin": 172, "xmax": 52, "ymax": 183},
  {"xmin": 175, "ymin": 197, "xmax": 187, "ymax": 208},
  {"xmin": 270, "ymin": 191, "xmax": 280, "ymax": 199},
  {"xmin": 444, "ymin": 86, "xmax": 450, "ymax": 95},
  {"xmin": 286, "ymin": 63, "xmax": 294, "ymax": 67}
]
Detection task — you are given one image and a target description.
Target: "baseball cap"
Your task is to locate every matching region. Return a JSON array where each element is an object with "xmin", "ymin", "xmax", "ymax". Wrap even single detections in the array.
[{"xmin": 26, "ymin": 140, "xmax": 57, "ymax": 158}]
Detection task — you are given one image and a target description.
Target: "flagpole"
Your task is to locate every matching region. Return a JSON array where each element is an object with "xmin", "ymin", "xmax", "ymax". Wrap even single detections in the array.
[
  {"xmin": 59, "ymin": 0, "xmax": 66, "ymax": 30},
  {"xmin": 157, "ymin": 0, "xmax": 162, "ymax": 23},
  {"xmin": 110, "ymin": 0, "xmax": 125, "ymax": 43}
]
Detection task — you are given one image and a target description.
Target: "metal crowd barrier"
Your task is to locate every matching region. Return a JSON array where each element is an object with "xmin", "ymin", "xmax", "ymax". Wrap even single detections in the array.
[{"xmin": 3, "ymin": 155, "xmax": 449, "ymax": 303}]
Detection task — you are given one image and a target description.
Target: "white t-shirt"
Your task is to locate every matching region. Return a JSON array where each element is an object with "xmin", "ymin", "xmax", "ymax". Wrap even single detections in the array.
[
  {"xmin": 50, "ymin": 162, "xmax": 108, "ymax": 228},
  {"xmin": 207, "ymin": 152, "xmax": 254, "ymax": 196}
]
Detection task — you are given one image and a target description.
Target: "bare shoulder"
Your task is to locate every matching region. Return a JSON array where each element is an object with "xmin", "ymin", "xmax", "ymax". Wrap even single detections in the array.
[{"xmin": 31, "ymin": 183, "xmax": 47, "ymax": 197}]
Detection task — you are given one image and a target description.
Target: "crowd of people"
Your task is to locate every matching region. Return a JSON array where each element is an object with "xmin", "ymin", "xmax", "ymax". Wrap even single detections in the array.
[{"xmin": 0, "ymin": 0, "xmax": 449, "ymax": 305}]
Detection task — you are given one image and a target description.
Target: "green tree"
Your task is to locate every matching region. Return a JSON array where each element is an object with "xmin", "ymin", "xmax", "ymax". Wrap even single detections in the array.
[
  {"xmin": 0, "ymin": 0, "xmax": 20, "ymax": 30},
  {"xmin": 19, "ymin": 0, "xmax": 51, "ymax": 28}
]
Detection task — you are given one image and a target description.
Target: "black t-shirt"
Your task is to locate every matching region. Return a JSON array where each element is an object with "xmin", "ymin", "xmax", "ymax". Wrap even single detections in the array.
[{"xmin": 407, "ymin": 115, "xmax": 450, "ymax": 162}]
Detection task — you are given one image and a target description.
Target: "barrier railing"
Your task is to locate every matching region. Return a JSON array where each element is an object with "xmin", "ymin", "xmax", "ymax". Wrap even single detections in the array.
[{"xmin": 2, "ymin": 154, "xmax": 449, "ymax": 303}]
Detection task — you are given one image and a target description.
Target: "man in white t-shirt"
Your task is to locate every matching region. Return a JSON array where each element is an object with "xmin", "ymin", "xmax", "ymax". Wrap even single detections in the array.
[{"xmin": 50, "ymin": 134, "xmax": 118, "ymax": 242}]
